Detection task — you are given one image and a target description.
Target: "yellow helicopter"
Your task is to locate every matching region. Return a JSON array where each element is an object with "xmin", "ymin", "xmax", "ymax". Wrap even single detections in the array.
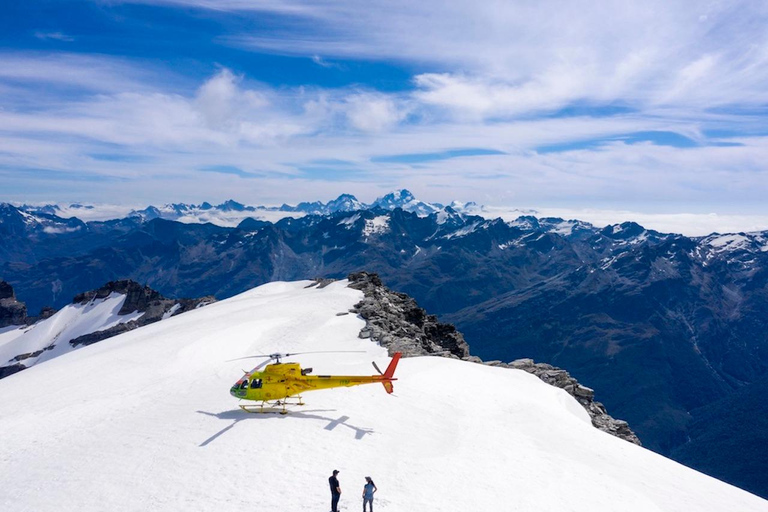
[{"xmin": 230, "ymin": 351, "xmax": 402, "ymax": 413}]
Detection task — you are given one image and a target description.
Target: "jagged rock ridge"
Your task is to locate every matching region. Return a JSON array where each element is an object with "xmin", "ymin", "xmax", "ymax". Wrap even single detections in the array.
[
  {"xmin": 69, "ymin": 280, "xmax": 216, "ymax": 346},
  {"xmin": 347, "ymin": 271, "xmax": 470, "ymax": 358},
  {"xmin": 344, "ymin": 271, "xmax": 639, "ymax": 444}
]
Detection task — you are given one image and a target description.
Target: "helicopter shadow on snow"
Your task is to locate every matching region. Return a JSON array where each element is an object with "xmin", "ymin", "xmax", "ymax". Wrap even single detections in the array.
[{"xmin": 196, "ymin": 409, "xmax": 375, "ymax": 446}]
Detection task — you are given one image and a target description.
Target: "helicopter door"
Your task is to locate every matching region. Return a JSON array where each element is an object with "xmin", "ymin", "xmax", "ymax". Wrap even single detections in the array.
[{"xmin": 250, "ymin": 379, "xmax": 263, "ymax": 389}]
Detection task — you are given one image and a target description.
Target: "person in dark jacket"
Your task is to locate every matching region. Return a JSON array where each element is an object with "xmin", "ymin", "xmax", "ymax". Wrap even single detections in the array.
[
  {"xmin": 329, "ymin": 469, "xmax": 341, "ymax": 512},
  {"xmin": 362, "ymin": 476, "xmax": 377, "ymax": 512}
]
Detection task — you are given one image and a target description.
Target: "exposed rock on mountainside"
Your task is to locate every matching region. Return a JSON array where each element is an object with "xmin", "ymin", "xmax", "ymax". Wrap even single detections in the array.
[
  {"xmin": 345, "ymin": 272, "xmax": 639, "ymax": 444},
  {"xmin": 347, "ymin": 271, "xmax": 470, "ymax": 358},
  {"xmin": 506, "ymin": 358, "xmax": 641, "ymax": 444},
  {"xmin": 0, "ymin": 363, "xmax": 25, "ymax": 379},
  {"xmin": 69, "ymin": 280, "xmax": 216, "ymax": 347},
  {"xmin": 0, "ymin": 280, "xmax": 217, "ymax": 381},
  {"xmin": 0, "ymin": 281, "xmax": 27, "ymax": 327}
]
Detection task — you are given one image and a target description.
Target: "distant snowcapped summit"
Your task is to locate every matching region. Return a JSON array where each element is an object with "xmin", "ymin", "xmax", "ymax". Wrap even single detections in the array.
[
  {"xmin": 326, "ymin": 193, "xmax": 365, "ymax": 213},
  {"xmin": 0, "ymin": 202, "xmax": 85, "ymax": 236},
  {"xmin": 11, "ymin": 190, "xmax": 456, "ymax": 227},
  {"xmin": 372, "ymin": 189, "xmax": 441, "ymax": 216},
  {"xmin": 373, "ymin": 189, "xmax": 415, "ymax": 209},
  {"xmin": 218, "ymin": 200, "xmax": 253, "ymax": 212}
]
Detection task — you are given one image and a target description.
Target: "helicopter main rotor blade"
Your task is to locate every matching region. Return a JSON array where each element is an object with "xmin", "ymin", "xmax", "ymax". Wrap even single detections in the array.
[
  {"xmin": 227, "ymin": 350, "xmax": 366, "ymax": 363},
  {"xmin": 283, "ymin": 350, "xmax": 367, "ymax": 356},
  {"xmin": 253, "ymin": 358, "xmax": 272, "ymax": 371},
  {"xmin": 226, "ymin": 354, "xmax": 274, "ymax": 362}
]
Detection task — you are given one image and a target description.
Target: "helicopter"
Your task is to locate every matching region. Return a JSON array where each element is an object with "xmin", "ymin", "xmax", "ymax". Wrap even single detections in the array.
[{"xmin": 229, "ymin": 350, "xmax": 402, "ymax": 413}]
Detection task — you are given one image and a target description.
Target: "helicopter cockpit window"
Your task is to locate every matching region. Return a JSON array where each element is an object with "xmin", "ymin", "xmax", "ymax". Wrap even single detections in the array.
[
  {"xmin": 240, "ymin": 379, "xmax": 249, "ymax": 390},
  {"xmin": 250, "ymin": 379, "xmax": 262, "ymax": 389}
]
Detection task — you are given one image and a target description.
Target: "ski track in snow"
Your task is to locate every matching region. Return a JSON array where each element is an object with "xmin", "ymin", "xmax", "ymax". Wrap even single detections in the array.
[{"xmin": 0, "ymin": 280, "xmax": 766, "ymax": 511}]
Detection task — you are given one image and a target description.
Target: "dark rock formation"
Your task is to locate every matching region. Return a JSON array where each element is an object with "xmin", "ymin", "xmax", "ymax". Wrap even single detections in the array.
[
  {"xmin": 346, "ymin": 271, "xmax": 639, "ymax": 444},
  {"xmin": 348, "ymin": 271, "xmax": 470, "ymax": 358},
  {"xmin": 10, "ymin": 344, "xmax": 54, "ymax": 363},
  {"xmin": 69, "ymin": 280, "xmax": 216, "ymax": 347},
  {"xmin": 25, "ymin": 306, "xmax": 58, "ymax": 325},
  {"xmin": 507, "ymin": 358, "xmax": 641, "ymax": 444},
  {"xmin": 0, "ymin": 281, "xmax": 27, "ymax": 327},
  {"xmin": 0, "ymin": 364, "xmax": 25, "ymax": 379}
]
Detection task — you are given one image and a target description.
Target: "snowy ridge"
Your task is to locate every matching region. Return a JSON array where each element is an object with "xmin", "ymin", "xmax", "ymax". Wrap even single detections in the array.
[
  {"xmin": 700, "ymin": 232, "xmax": 768, "ymax": 253},
  {"xmin": 0, "ymin": 280, "xmax": 765, "ymax": 511},
  {"xmin": 0, "ymin": 293, "xmax": 143, "ymax": 369}
]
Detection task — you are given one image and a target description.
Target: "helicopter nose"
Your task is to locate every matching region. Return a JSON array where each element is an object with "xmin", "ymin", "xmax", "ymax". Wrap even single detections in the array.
[{"xmin": 230, "ymin": 382, "xmax": 246, "ymax": 398}]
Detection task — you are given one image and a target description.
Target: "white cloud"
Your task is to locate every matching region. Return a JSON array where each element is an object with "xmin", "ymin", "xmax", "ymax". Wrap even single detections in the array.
[
  {"xmin": 194, "ymin": 68, "xmax": 268, "ymax": 130},
  {"xmin": 344, "ymin": 93, "xmax": 406, "ymax": 132},
  {"xmin": 0, "ymin": 52, "xmax": 172, "ymax": 93},
  {"xmin": 217, "ymin": 0, "xmax": 768, "ymax": 115}
]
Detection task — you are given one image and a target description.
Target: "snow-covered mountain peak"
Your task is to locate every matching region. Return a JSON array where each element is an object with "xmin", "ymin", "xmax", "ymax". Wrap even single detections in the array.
[
  {"xmin": 0, "ymin": 203, "xmax": 85, "ymax": 236},
  {"xmin": 0, "ymin": 279, "xmax": 764, "ymax": 511},
  {"xmin": 327, "ymin": 193, "xmax": 365, "ymax": 213},
  {"xmin": 435, "ymin": 205, "xmax": 465, "ymax": 225},
  {"xmin": 373, "ymin": 189, "xmax": 415, "ymax": 208},
  {"xmin": 368, "ymin": 189, "xmax": 438, "ymax": 216},
  {"xmin": 218, "ymin": 199, "xmax": 248, "ymax": 212}
]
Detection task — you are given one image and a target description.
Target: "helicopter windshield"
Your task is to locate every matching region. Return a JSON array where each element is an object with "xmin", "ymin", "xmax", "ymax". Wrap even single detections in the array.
[
  {"xmin": 239, "ymin": 379, "xmax": 249, "ymax": 390},
  {"xmin": 250, "ymin": 379, "xmax": 262, "ymax": 389}
]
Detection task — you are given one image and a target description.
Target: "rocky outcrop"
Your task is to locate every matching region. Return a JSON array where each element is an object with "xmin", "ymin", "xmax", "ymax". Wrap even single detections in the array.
[
  {"xmin": 69, "ymin": 280, "xmax": 216, "ymax": 347},
  {"xmin": 0, "ymin": 281, "xmax": 27, "ymax": 327},
  {"xmin": 28, "ymin": 306, "xmax": 57, "ymax": 324},
  {"xmin": 0, "ymin": 363, "xmax": 25, "ymax": 379},
  {"xmin": 345, "ymin": 271, "xmax": 639, "ymax": 444},
  {"xmin": 506, "ymin": 358, "xmax": 641, "ymax": 444},
  {"xmin": 347, "ymin": 272, "xmax": 470, "ymax": 358}
]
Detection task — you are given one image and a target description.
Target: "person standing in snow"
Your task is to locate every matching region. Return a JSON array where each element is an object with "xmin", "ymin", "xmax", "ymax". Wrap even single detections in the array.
[
  {"xmin": 362, "ymin": 476, "xmax": 377, "ymax": 512},
  {"xmin": 329, "ymin": 469, "xmax": 341, "ymax": 512}
]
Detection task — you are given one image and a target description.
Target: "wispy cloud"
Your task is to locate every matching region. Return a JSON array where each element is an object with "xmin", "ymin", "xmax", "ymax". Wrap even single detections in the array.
[
  {"xmin": 218, "ymin": 0, "xmax": 768, "ymax": 115},
  {"xmin": 33, "ymin": 31, "xmax": 75, "ymax": 42},
  {"xmin": 311, "ymin": 55, "xmax": 341, "ymax": 69}
]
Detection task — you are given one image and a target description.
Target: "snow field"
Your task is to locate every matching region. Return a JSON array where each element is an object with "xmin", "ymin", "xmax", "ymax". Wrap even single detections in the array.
[{"xmin": 0, "ymin": 280, "xmax": 766, "ymax": 512}]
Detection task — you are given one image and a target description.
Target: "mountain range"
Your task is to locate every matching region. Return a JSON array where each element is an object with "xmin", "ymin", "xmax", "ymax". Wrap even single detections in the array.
[
  {"xmin": 17, "ymin": 189, "xmax": 451, "ymax": 227},
  {"xmin": 2, "ymin": 190, "xmax": 768, "ymax": 497}
]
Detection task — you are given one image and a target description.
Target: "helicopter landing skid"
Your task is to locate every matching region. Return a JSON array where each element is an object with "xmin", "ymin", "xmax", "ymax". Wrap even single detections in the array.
[{"xmin": 239, "ymin": 397, "xmax": 305, "ymax": 415}]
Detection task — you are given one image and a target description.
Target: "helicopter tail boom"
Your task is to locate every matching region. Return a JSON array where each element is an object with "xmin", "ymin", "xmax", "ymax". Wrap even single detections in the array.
[{"xmin": 380, "ymin": 352, "xmax": 401, "ymax": 394}]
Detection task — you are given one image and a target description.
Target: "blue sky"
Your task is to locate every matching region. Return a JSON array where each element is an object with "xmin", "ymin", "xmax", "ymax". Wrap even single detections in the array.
[{"xmin": 2, "ymin": 0, "xmax": 768, "ymax": 216}]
